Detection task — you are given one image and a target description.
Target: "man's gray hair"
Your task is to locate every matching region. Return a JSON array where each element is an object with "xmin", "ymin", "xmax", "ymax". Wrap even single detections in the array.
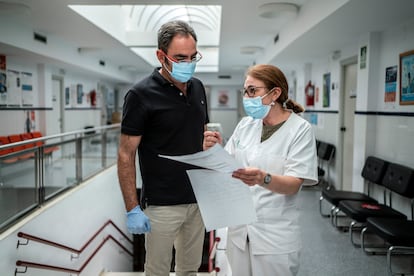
[{"xmin": 157, "ymin": 20, "xmax": 197, "ymax": 53}]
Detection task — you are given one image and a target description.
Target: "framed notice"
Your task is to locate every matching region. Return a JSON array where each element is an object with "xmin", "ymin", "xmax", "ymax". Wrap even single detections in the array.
[
  {"xmin": 21, "ymin": 71, "xmax": 34, "ymax": 106},
  {"xmin": 322, "ymin": 73, "xmax": 331, "ymax": 108},
  {"xmin": 360, "ymin": 46, "xmax": 367, "ymax": 69},
  {"xmin": 385, "ymin": 66, "xmax": 397, "ymax": 103},
  {"xmin": 210, "ymin": 89, "xmax": 237, "ymax": 109},
  {"xmin": 7, "ymin": 69, "xmax": 21, "ymax": 106},
  {"xmin": 0, "ymin": 70, "xmax": 6, "ymax": 105},
  {"xmin": 399, "ymin": 50, "xmax": 414, "ymax": 105}
]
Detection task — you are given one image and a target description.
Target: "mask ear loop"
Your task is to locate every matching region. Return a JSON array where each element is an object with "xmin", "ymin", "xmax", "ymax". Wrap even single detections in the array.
[
  {"xmin": 268, "ymin": 87, "xmax": 277, "ymax": 106},
  {"xmin": 282, "ymin": 99, "xmax": 289, "ymax": 109}
]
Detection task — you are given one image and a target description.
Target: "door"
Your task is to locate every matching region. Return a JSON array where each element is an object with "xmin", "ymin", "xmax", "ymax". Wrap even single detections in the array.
[
  {"xmin": 341, "ymin": 62, "xmax": 357, "ymax": 191},
  {"xmin": 47, "ymin": 76, "xmax": 64, "ymax": 135}
]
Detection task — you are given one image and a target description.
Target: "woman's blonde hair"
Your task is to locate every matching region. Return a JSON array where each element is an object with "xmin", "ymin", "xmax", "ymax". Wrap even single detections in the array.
[{"xmin": 246, "ymin": 64, "xmax": 305, "ymax": 113}]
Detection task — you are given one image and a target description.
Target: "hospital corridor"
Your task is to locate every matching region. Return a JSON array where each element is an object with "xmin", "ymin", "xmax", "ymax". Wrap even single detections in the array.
[{"xmin": 1, "ymin": 0, "xmax": 414, "ymax": 275}]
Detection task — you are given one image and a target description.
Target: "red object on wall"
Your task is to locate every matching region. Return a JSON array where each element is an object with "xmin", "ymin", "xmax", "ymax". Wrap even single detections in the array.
[
  {"xmin": 305, "ymin": 80, "xmax": 315, "ymax": 106},
  {"xmin": 89, "ymin": 89, "xmax": 96, "ymax": 107},
  {"xmin": 0, "ymin": 54, "xmax": 6, "ymax": 70}
]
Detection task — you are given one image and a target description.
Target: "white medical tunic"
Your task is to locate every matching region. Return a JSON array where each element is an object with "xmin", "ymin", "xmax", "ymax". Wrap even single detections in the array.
[{"xmin": 224, "ymin": 112, "xmax": 318, "ymax": 255}]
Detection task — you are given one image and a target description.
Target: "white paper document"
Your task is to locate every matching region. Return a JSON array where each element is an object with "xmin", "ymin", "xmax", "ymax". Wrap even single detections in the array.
[{"xmin": 160, "ymin": 144, "xmax": 257, "ymax": 231}]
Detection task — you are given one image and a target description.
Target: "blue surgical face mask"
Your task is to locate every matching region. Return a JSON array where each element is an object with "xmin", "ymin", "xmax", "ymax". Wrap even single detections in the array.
[
  {"xmin": 164, "ymin": 59, "xmax": 196, "ymax": 83},
  {"xmin": 242, "ymin": 93, "xmax": 272, "ymax": 119}
]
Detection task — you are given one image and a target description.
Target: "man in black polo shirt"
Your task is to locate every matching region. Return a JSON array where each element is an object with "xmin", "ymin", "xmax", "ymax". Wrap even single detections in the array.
[{"xmin": 118, "ymin": 20, "xmax": 209, "ymax": 276}]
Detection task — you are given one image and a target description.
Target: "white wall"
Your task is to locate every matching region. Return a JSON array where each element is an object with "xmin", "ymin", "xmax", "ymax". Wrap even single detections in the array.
[
  {"xmin": 293, "ymin": 16, "xmax": 414, "ymax": 218},
  {"xmin": 0, "ymin": 166, "xmax": 132, "ymax": 275},
  {"xmin": 208, "ymin": 85, "xmax": 241, "ymax": 140},
  {"xmin": 0, "ymin": 57, "xmax": 119, "ymax": 136}
]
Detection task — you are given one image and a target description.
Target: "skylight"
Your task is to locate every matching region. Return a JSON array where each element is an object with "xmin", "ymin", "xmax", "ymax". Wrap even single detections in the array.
[{"xmin": 69, "ymin": 5, "xmax": 221, "ymax": 73}]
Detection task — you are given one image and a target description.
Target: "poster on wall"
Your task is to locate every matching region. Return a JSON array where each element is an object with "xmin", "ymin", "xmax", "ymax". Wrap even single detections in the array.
[
  {"xmin": 6, "ymin": 69, "xmax": 21, "ymax": 106},
  {"xmin": 323, "ymin": 73, "xmax": 331, "ymax": 107},
  {"xmin": 360, "ymin": 46, "xmax": 367, "ymax": 69},
  {"xmin": 70, "ymin": 84, "xmax": 84, "ymax": 107},
  {"xmin": 0, "ymin": 54, "xmax": 6, "ymax": 105},
  {"xmin": 21, "ymin": 71, "xmax": 34, "ymax": 106},
  {"xmin": 210, "ymin": 89, "xmax": 237, "ymax": 109},
  {"xmin": 385, "ymin": 66, "xmax": 397, "ymax": 103},
  {"xmin": 76, "ymin": 84, "xmax": 83, "ymax": 105},
  {"xmin": 0, "ymin": 70, "xmax": 6, "ymax": 106},
  {"xmin": 65, "ymin": 87, "xmax": 70, "ymax": 107},
  {"xmin": 399, "ymin": 50, "xmax": 414, "ymax": 105}
]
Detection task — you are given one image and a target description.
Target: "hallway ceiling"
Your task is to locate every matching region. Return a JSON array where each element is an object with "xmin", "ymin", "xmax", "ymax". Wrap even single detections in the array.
[{"xmin": 1, "ymin": 0, "xmax": 414, "ymax": 81}]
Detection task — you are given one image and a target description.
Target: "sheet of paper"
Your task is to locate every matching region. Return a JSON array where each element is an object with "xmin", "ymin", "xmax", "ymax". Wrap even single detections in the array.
[
  {"xmin": 160, "ymin": 144, "xmax": 257, "ymax": 231},
  {"xmin": 186, "ymin": 169, "xmax": 257, "ymax": 231},
  {"xmin": 159, "ymin": 143, "xmax": 242, "ymax": 173}
]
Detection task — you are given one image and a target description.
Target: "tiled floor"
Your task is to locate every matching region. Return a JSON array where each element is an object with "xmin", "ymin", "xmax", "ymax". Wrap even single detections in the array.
[
  {"xmin": 297, "ymin": 186, "xmax": 413, "ymax": 276},
  {"xmin": 105, "ymin": 186, "xmax": 414, "ymax": 276}
]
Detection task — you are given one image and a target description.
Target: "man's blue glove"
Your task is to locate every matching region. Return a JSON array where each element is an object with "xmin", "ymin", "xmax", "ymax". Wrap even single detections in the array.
[{"xmin": 126, "ymin": 205, "xmax": 151, "ymax": 234}]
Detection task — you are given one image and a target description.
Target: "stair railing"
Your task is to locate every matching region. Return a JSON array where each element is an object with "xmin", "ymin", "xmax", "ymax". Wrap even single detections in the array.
[{"xmin": 15, "ymin": 219, "xmax": 132, "ymax": 275}]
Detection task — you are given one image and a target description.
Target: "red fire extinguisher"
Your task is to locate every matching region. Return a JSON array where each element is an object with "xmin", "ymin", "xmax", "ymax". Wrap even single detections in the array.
[
  {"xmin": 90, "ymin": 89, "xmax": 96, "ymax": 107},
  {"xmin": 305, "ymin": 81, "xmax": 315, "ymax": 106}
]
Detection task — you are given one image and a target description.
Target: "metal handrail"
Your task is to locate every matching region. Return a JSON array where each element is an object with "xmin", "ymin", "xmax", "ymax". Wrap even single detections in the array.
[
  {"xmin": 15, "ymin": 235, "xmax": 132, "ymax": 275},
  {"xmin": 15, "ymin": 220, "xmax": 132, "ymax": 275},
  {"xmin": 0, "ymin": 124, "xmax": 120, "ymax": 151},
  {"xmin": 0, "ymin": 124, "xmax": 121, "ymax": 232},
  {"xmin": 16, "ymin": 220, "xmax": 131, "ymax": 253}
]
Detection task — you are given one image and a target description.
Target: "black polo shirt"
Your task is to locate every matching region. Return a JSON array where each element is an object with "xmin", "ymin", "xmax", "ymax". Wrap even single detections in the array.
[{"xmin": 121, "ymin": 68, "xmax": 209, "ymax": 205}]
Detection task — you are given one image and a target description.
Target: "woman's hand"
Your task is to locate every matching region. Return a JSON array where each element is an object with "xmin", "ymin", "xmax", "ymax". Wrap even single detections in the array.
[
  {"xmin": 232, "ymin": 167, "xmax": 265, "ymax": 186},
  {"xmin": 203, "ymin": 131, "xmax": 223, "ymax": 150},
  {"xmin": 233, "ymin": 167, "xmax": 303, "ymax": 195}
]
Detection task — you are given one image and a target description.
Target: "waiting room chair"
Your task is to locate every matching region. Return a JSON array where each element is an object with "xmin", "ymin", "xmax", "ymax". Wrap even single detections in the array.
[
  {"xmin": 360, "ymin": 162, "xmax": 414, "ymax": 275},
  {"xmin": 337, "ymin": 162, "xmax": 413, "ymax": 247},
  {"xmin": 30, "ymin": 131, "xmax": 59, "ymax": 157},
  {"xmin": 316, "ymin": 141, "xmax": 335, "ymax": 189},
  {"xmin": 7, "ymin": 134, "xmax": 34, "ymax": 160},
  {"xmin": 0, "ymin": 136, "xmax": 19, "ymax": 164},
  {"xmin": 320, "ymin": 156, "xmax": 388, "ymax": 226}
]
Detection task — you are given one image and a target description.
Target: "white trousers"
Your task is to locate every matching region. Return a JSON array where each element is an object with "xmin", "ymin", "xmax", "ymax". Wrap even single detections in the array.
[
  {"xmin": 226, "ymin": 239, "xmax": 300, "ymax": 276},
  {"xmin": 143, "ymin": 204, "xmax": 205, "ymax": 276}
]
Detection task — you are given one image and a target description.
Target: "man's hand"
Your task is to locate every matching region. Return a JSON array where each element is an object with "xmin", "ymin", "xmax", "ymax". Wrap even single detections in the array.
[{"xmin": 203, "ymin": 131, "xmax": 223, "ymax": 150}]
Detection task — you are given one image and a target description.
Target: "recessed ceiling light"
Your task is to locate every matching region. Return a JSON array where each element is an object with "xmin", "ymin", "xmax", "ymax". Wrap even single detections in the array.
[
  {"xmin": 258, "ymin": 2, "xmax": 299, "ymax": 19},
  {"xmin": 240, "ymin": 46, "xmax": 263, "ymax": 55},
  {"xmin": 119, "ymin": 65, "xmax": 139, "ymax": 72}
]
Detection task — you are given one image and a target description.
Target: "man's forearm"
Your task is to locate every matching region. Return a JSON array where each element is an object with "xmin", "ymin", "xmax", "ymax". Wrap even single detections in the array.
[{"xmin": 118, "ymin": 158, "xmax": 139, "ymax": 211}]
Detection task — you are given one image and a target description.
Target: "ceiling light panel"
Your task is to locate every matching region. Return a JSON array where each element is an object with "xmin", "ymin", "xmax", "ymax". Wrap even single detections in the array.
[{"xmin": 70, "ymin": 4, "xmax": 221, "ymax": 73}]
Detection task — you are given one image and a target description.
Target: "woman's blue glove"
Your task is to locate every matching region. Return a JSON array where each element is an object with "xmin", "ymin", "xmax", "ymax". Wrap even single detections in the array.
[{"xmin": 126, "ymin": 205, "xmax": 151, "ymax": 234}]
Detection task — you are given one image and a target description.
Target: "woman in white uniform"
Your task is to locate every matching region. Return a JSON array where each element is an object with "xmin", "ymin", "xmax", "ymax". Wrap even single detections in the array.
[{"xmin": 203, "ymin": 64, "xmax": 318, "ymax": 276}]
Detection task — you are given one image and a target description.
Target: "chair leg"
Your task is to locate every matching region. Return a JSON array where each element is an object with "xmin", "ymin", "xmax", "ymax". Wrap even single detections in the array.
[
  {"xmin": 387, "ymin": 246, "xmax": 394, "ymax": 276},
  {"xmin": 361, "ymin": 227, "xmax": 388, "ymax": 255},
  {"xmin": 350, "ymin": 221, "xmax": 365, "ymax": 247},
  {"xmin": 331, "ymin": 206, "xmax": 338, "ymax": 227},
  {"xmin": 332, "ymin": 208, "xmax": 349, "ymax": 231},
  {"xmin": 319, "ymin": 195, "xmax": 331, "ymax": 217},
  {"xmin": 361, "ymin": 227, "xmax": 369, "ymax": 254},
  {"xmin": 387, "ymin": 246, "xmax": 414, "ymax": 276}
]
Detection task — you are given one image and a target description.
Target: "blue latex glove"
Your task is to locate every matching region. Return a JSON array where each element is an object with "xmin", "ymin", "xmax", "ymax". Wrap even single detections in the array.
[{"xmin": 126, "ymin": 205, "xmax": 151, "ymax": 234}]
